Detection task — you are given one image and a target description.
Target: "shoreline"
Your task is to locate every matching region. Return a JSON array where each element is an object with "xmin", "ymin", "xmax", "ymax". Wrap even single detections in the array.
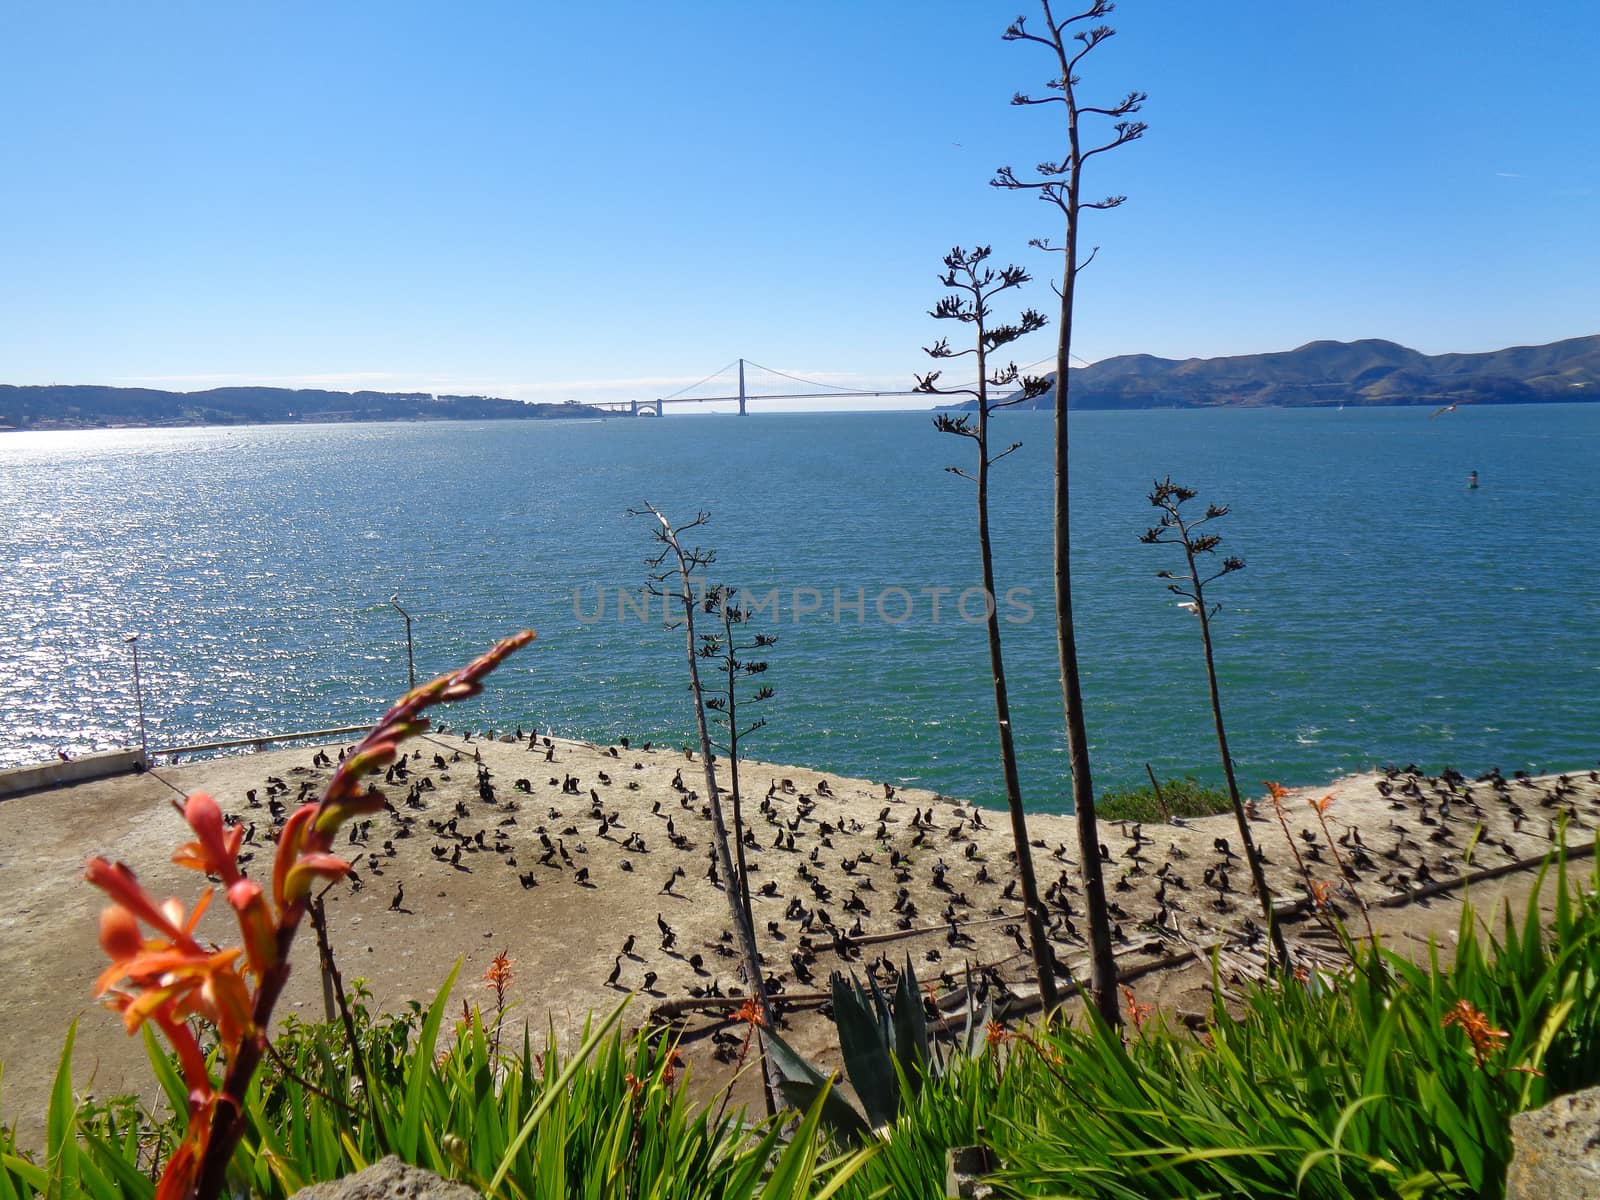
[{"xmin": 2, "ymin": 731, "xmax": 1595, "ymax": 1148}]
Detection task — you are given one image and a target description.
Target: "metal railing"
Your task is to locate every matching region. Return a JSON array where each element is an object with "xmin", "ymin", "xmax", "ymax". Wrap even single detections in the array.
[{"xmin": 152, "ymin": 724, "xmax": 375, "ymax": 758}]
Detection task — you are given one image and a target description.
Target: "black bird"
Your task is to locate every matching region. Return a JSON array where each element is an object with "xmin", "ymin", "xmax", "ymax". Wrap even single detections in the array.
[
  {"xmin": 389, "ymin": 883, "xmax": 405, "ymax": 911},
  {"xmin": 657, "ymin": 913, "xmax": 677, "ymax": 949},
  {"xmin": 605, "ymin": 956, "xmax": 623, "ymax": 988},
  {"xmin": 641, "ymin": 970, "xmax": 658, "ymax": 992},
  {"xmin": 622, "ymin": 934, "xmax": 637, "ymax": 957}
]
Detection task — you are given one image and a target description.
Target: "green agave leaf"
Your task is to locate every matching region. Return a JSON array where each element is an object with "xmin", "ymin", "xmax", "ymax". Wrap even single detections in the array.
[
  {"xmin": 831, "ymin": 972, "xmax": 898, "ymax": 1130},
  {"xmin": 763, "ymin": 1027, "xmax": 872, "ymax": 1144},
  {"xmin": 891, "ymin": 955, "xmax": 929, "ymax": 1099}
]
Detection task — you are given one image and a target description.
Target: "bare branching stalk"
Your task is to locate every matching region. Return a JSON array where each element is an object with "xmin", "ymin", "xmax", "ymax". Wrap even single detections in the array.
[
  {"xmin": 916, "ymin": 245, "xmax": 1061, "ymax": 1012},
  {"xmin": 1140, "ymin": 477, "xmax": 1291, "ymax": 972},
  {"xmin": 701, "ymin": 585, "xmax": 776, "ymax": 938},
  {"xmin": 308, "ymin": 895, "xmax": 385, "ymax": 1152},
  {"xmin": 634, "ymin": 504, "xmax": 781, "ymax": 1116},
  {"xmin": 995, "ymin": 0, "xmax": 1147, "ymax": 1027}
]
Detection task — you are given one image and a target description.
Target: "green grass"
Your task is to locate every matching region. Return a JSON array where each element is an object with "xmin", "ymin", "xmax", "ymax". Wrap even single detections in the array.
[
  {"xmin": 832, "ymin": 841, "xmax": 1600, "ymax": 1200},
  {"xmin": 1, "ymin": 980, "xmax": 874, "ymax": 1200},
  {"xmin": 8, "ymin": 845, "xmax": 1600, "ymax": 1200},
  {"xmin": 1097, "ymin": 774, "xmax": 1233, "ymax": 822}
]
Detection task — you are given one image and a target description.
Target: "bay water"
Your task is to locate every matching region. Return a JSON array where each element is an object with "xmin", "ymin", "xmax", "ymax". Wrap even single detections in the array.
[{"xmin": 2, "ymin": 405, "xmax": 1595, "ymax": 810}]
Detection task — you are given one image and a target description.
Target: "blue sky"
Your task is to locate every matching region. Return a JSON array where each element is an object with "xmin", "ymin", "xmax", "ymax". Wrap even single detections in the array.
[{"xmin": 3, "ymin": 1, "xmax": 1596, "ymax": 411}]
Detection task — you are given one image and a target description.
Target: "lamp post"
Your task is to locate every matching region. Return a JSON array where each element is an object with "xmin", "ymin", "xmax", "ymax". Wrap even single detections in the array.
[
  {"xmin": 389, "ymin": 594, "xmax": 415, "ymax": 689},
  {"xmin": 123, "ymin": 633, "xmax": 148, "ymax": 757}
]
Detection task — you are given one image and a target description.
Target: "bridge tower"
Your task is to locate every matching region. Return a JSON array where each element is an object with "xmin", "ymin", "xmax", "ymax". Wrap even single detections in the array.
[{"xmin": 738, "ymin": 358, "xmax": 747, "ymax": 416}]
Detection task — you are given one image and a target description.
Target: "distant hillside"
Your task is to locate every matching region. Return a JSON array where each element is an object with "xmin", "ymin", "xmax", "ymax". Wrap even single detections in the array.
[
  {"xmin": 0, "ymin": 384, "xmax": 608, "ymax": 431},
  {"xmin": 993, "ymin": 334, "xmax": 1600, "ymax": 410}
]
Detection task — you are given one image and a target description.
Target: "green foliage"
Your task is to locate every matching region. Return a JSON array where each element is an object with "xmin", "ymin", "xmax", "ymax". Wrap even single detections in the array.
[
  {"xmin": 836, "ymin": 845, "xmax": 1600, "ymax": 1200},
  {"xmin": 1097, "ymin": 774, "xmax": 1232, "ymax": 822},
  {"xmin": 768, "ymin": 957, "xmax": 970, "ymax": 1141},
  {"xmin": 1, "ymin": 973, "xmax": 870, "ymax": 1200},
  {"xmin": 9, "ymin": 853, "xmax": 1600, "ymax": 1200}
]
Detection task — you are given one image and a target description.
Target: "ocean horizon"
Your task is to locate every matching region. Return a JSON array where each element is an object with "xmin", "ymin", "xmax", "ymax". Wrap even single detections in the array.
[{"xmin": 3, "ymin": 404, "xmax": 1596, "ymax": 810}]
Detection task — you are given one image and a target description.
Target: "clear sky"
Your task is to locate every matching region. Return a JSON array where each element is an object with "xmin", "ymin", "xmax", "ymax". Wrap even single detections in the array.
[{"xmin": 3, "ymin": 1, "xmax": 1596, "ymax": 411}]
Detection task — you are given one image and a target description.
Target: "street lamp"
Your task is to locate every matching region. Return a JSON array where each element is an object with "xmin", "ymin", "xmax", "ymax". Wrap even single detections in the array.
[
  {"xmin": 389, "ymin": 594, "xmax": 415, "ymax": 689},
  {"xmin": 124, "ymin": 633, "xmax": 148, "ymax": 757}
]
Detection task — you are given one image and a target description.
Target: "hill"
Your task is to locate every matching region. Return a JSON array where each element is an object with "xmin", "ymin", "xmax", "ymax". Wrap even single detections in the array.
[
  {"xmin": 994, "ymin": 334, "xmax": 1600, "ymax": 410},
  {"xmin": 0, "ymin": 384, "xmax": 608, "ymax": 431}
]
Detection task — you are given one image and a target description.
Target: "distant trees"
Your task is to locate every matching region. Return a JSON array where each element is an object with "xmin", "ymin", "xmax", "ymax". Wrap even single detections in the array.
[
  {"xmin": 993, "ymin": 0, "xmax": 1146, "ymax": 1028},
  {"xmin": 634, "ymin": 504, "xmax": 780, "ymax": 1112},
  {"xmin": 1141, "ymin": 478, "xmax": 1291, "ymax": 971},
  {"xmin": 915, "ymin": 245, "xmax": 1062, "ymax": 1012},
  {"xmin": 0, "ymin": 384, "xmax": 607, "ymax": 430}
]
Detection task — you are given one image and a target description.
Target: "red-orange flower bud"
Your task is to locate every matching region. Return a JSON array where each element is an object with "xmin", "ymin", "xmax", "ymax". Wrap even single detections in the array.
[
  {"xmin": 283, "ymin": 852, "xmax": 351, "ymax": 904},
  {"xmin": 273, "ymin": 804, "xmax": 318, "ymax": 913},
  {"xmin": 99, "ymin": 905, "xmax": 143, "ymax": 961},
  {"xmin": 228, "ymin": 878, "xmax": 278, "ymax": 978},
  {"xmin": 173, "ymin": 792, "xmax": 243, "ymax": 886}
]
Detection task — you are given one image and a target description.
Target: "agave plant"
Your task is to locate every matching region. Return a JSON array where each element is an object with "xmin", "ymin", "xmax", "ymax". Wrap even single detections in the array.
[{"xmin": 765, "ymin": 957, "xmax": 986, "ymax": 1143}]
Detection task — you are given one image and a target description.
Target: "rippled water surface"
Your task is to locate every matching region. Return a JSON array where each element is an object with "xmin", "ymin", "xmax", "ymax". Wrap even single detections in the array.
[{"xmin": 3, "ymin": 406, "xmax": 1596, "ymax": 808}]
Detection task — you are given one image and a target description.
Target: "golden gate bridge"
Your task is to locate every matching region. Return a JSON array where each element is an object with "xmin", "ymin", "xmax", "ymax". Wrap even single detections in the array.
[{"xmin": 594, "ymin": 358, "xmax": 931, "ymax": 417}]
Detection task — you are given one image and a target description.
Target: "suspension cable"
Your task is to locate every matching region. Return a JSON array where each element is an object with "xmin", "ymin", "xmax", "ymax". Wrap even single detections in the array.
[
  {"xmin": 660, "ymin": 359, "xmax": 740, "ymax": 401},
  {"xmin": 740, "ymin": 358, "xmax": 860, "ymax": 393}
]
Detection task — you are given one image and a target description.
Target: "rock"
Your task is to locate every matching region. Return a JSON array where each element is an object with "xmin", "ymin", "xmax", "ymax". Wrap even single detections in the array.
[
  {"xmin": 289, "ymin": 1156, "xmax": 482, "ymax": 1200},
  {"xmin": 1507, "ymin": 1085, "xmax": 1600, "ymax": 1199},
  {"xmin": 945, "ymin": 1144, "xmax": 999, "ymax": 1200}
]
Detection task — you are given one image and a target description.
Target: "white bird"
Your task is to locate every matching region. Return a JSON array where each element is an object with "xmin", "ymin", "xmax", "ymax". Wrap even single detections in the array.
[{"xmin": 1176, "ymin": 600, "xmax": 1201, "ymax": 615}]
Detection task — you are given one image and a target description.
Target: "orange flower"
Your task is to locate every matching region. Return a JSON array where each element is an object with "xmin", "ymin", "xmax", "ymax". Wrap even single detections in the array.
[
  {"xmin": 1121, "ymin": 985, "xmax": 1155, "ymax": 1032},
  {"xmin": 733, "ymin": 997, "xmax": 767, "ymax": 1029},
  {"xmin": 483, "ymin": 949, "xmax": 513, "ymax": 991},
  {"xmin": 1263, "ymin": 780, "xmax": 1290, "ymax": 815},
  {"xmin": 1310, "ymin": 793, "xmax": 1334, "ymax": 815},
  {"xmin": 171, "ymin": 792, "xmax": 245, "ymax": 886},
  {"xmin": 1309, "ymin": 879, "xmax": 1333, "ymax": 911},
  {"xmin": 228, "ymin": 878, "xmax": 278, "ymax": 978},
  {"xmin": 87, "ymin": 861, "xmax": 255, "ymax": 1052},
  {"xmin": 1442, "ymin": 999, "xmax": 1509, "ymax": 1068},
  {"xmin": 86, "ymin": 855, "xmax": 245, "ymax": 1200},
  {"xmin": 86, "ymin": 630, "xmax": 537, "ymax": 1200},
  {"xmin": 985, "ymin": 1019, "xmax": 1008, "ymax": 1049},
  {"xmin": 662, "ymin": 1047, "xmax": 684, "ymax": 1088}
]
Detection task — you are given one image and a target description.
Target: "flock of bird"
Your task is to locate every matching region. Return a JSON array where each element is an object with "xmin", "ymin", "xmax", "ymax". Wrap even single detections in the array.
[{"xmin": 209, "ymin": 733, "xmax": 1600, "ymax": 1064}]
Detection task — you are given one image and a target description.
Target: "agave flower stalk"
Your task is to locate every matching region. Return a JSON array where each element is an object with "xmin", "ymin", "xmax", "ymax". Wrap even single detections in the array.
[{"xmin": 1141, "ymin": 478, "xmax": 1290, "ymax": 972}]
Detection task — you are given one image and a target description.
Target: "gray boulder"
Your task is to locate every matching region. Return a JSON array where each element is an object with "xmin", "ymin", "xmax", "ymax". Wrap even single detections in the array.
[
  {"xmin": 289, "ymin": 1156, "xmax": 482, "ymax": 1200},
  {"xmin": 1507, "ymin": 1085, "xmax": 1600, "ymax": 1199}
]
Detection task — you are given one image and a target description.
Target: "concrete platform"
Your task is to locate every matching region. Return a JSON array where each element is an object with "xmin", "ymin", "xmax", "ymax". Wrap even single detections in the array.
[{"xmin": 0, "ymin": 749, "xmax": 148, "ymax": 800}]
